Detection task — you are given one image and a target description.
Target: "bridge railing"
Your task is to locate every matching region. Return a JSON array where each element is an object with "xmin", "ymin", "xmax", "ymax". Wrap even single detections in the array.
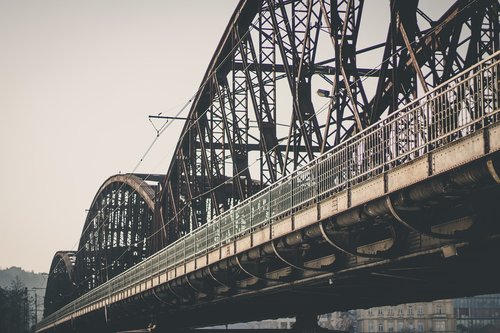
[{"xmin": 37, "ymin": 51, "xmax": 500, "ymax": 331}]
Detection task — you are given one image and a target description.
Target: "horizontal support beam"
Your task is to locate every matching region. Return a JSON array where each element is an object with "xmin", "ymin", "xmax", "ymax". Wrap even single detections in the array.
[
  {"xmin": 191, "ymin": 142, "xmax": 322, "ymax": 153},
  {"xmin": 232, "ymin": 63, "xmax": 380, "ymax": 77},
  {"xmin": 128, "ymin": 173, "xmax": 165, "ymax": 183}
]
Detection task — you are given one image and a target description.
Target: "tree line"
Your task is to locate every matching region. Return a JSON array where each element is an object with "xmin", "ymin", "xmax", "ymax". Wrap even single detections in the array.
[{"xmin": 0, "ymin": 277, "xmax": 35, "ymax": 333}]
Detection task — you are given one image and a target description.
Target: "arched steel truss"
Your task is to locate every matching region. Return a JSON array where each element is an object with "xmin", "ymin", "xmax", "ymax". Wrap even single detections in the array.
[
  {"xmin": 43, "ymin": 251, "xmax": 76, "ymax": 317},
  {"xmin": 157, "ymin": 0, "xmax": 500, "ymax": 248},
  {"xmin": 39, "ymin": 1, "xmax": 500, "ymax": 328},
  {"xmin": 75, "ymin": 174, "xmax": 162, "ymax": 295}
]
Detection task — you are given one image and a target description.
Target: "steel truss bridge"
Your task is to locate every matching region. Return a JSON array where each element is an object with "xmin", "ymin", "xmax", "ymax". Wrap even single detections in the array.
[{"xmin": 39, "ymin": 0, "xmax": 500, "ymax": 332}]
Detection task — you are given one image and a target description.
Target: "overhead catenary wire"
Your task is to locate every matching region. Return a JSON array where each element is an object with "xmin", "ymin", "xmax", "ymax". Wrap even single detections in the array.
[
  {"xmin": 72, "ymin": 0, "xmax": 481, "ymax": 292},
  {"xmin": 176, "ymin": 0, "xmax": 483, "ymax": 202},
  {"xmin": 80, "ymin": 0, "xmax": 483, "ymax": 266},
  {"xmin": 48, "ymin": 16, "xmax": 264, "ymax": 293},
  {"xmin": 50, "ymin": 0, "xmax": 483, "ymax": 302}
]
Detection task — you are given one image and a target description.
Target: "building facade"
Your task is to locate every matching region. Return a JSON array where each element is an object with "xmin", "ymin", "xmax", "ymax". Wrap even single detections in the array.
[
  {"xmin": 455, "ymin": 294, "xmax": 500, "ymax": 333},
  {"xmin": 220, "ymin": 294, "xmax": 500, "ymax": 332},
  {"xmin": 357, "ymin": 300, "xmax": 455, "ymax": 333}
]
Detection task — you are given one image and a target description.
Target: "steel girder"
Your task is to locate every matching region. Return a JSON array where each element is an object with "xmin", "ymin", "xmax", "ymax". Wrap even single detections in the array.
[
  {"xmin": 75, "ymin": 174, "xmax": 162, "ymax": 296},
  {"xmin": 44, "ymin": 251, "xmax": 76, "ymax": 317},
  {"xmin": 158, "ymin": 0, "xmax": 499, "ymax": 250}
]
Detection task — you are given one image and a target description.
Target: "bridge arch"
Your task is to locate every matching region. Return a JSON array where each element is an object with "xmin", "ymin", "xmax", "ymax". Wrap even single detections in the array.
[
  {"xmin": 43, "ymin": 251, "xmax": 76, "ymax": 317},
  {"xmin": 157, "ymin": 0, "xmax": 500, "ymax": 247},
  {"xmin": 75, "ymin": 174, "xmax": 162, "ymax": 295},
  {"xmin": 36, "ymin": 1, "xmax": 500, "ymax": 331}
]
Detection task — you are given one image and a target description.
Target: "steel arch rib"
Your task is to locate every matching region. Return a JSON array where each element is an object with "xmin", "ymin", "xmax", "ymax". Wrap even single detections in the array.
[
  {"xmin": 75, "ymin": 173, "xmax": 160, "ymax": 296},
  {"xmin": 44, "ymin": 251, "xmax": 77, "ymax": 317},
  {"xmin": 91, "ymin": 174, "xmax": 156, "ymax": 211},
  {"xmin": 37, "ymin": 1, "xmax": 500, "ymax": 330},
  {"xmin": 158, "ymin": 0, "xmax": 499, "ymax": 249}
]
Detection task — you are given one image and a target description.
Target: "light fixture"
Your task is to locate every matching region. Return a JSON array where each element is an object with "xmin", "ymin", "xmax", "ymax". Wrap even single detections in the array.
[
  {"xmin": 441, "ymin": 244, "xmax": 458, "ymax": 258},
  {"xmin": 316, "ymin": 89, "xmax": 331, "ymax": 98}
]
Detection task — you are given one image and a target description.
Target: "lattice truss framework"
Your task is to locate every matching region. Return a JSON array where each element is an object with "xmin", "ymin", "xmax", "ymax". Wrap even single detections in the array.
[
  {"xmin": 42, "ymin": 0, "xmax": 499, "ymax": 319},
  {"xmin": 75, "ymin": 175, "xmax": 159, "ymax": 295},
  {"xmin": 156, "ymin": 0, "xmax": 499, "ymax": 249},
  {"xmin": 44, "ymin": 251, "xmax": 76, "ymax": 317}
]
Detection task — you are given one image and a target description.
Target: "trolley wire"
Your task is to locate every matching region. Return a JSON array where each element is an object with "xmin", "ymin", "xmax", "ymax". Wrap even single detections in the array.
[{"xmin": 45, "ymin": 0, "xmax": 483, "ymax": 315}]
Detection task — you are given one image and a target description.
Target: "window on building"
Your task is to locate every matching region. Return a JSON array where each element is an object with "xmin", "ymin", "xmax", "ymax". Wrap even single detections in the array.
[
  {"xmin": 435, "ymin": 321, "xmax": 446, "ymax": 331},
  {"xmin": 436, "ymin": 304, "xmax": 443, "ymax": 314},
  {"xmin": 408, "ymin": 321, "xmax": 414, "ymax": 331},
  {"xmin": 369, "ymin": 309, "xmax": 374, "ymax": 316},
  {"xmin": 369, "ymin": 323, "xmax": 375, "ymax": 332},
  {"xmin": 388, "ymin": 322, "xmax": 394, "ymax": 332},
  {"xmin": 417, "ymin": 322, "xmax": 424, "ymax": 332},
  {"xmin": 388, "ymin": 308, "xmax": 394, "ymax": 316},
  {"xmin": 456, "ymin": 307, "xmax": 470, "ymax": 318},
  {"xmin": 408, "ymin": 306, "xmax": 414, "ymax": 316},
  {"xmin": 378, "ymin": 322, "xmax": 384, "ymax": 332},
  {"xmin": 398, "ymin": 308, "xmax": 404, "ymax": 316},
  {"xmin": 379, "ymin": 309, "xmax": 384, "ymax": 316},
  {"xmin": 398, "ymin": 321, "xmax": 404, "ymax": 332},
  {"xmin": 417, "ymin": 305, "xmax": 424, "ymax": 315}
]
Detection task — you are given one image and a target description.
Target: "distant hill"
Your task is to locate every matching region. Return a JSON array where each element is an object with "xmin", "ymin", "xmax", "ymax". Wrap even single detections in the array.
[
  {"xmin": 0, "ymin": 266, "xmax": 48, "ymax": 289},
  {"xmin": 0, "ymin": 266, "xmax": 47, "ymax": 318},
  {"xmin": 0, "ymin": 266, "xmax": 47, "ymax": 290}
]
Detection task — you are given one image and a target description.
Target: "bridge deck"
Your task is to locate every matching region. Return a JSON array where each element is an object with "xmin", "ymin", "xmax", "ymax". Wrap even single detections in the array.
[{"xmin": 37, "ymin": 51, "xmax": 500, "ymax": 332}]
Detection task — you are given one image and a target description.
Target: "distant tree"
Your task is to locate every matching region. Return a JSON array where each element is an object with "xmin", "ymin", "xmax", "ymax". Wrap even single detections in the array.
[
  {"xmin": 321, "ymin": 311, "xmax": 355, "ymax": 332},
  {"xmin": 0, "ymin": 286, "xmax": 8, "ymax": 332},
  {"xmin": 0, "ymin": 277, "xmax": 31, "ymax": 333}
]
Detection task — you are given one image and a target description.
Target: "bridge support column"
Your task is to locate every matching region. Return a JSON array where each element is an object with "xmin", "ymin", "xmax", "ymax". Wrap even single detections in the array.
[{"xmin": 293, "ymin": 313, "xmax": 327, "ymax": 333}]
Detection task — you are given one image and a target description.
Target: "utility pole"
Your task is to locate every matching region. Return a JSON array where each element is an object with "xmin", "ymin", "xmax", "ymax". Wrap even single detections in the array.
[
  {"xmin": 24, "ymin": 287, "xmax": 29, "ymax": 333},
  {"xmin": 31, "ymin": 287, "xmax": 45, "ymax": 325},
  {"xmin": 34, "ymin": 292, "xmax": 38, "ymax": 325},
  {"xmin": 29, "ymin": 287, "xmax": 45, "ymax": 325}
]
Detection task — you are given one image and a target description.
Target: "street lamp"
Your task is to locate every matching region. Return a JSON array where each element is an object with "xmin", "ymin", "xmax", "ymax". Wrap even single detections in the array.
[
  {"xmin": 317, "ymin": 88, "xmax": 344, "ymax": 100},
  {"xmin": 316, "ymin": 89, "xmax": 332, "ymax": 98}
]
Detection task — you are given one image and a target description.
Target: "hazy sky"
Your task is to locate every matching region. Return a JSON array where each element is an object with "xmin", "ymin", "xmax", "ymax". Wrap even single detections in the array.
[
  {"xmin": 0, "ymin": 0, "xmax": 236, "ymax": 272},
  {"xmin": 0, "ymin": 0, "xmax": 453, "ymax": 273}
]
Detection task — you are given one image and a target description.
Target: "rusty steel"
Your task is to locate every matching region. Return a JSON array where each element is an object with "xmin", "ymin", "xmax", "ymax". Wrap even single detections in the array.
[
  {"xmin": 74, "ymin": 174, "xmax": 163, "ymax": 296},
  {"xmin": 39, "ymin": 1, "xmax": 500, "ymax": 332},
  {"xmin": 43, "ymin": 251, "xmax": 76, "ymax": 317},
  {"xmin": 154, "ymin": 0, "xmax": 500, "ymax": 249}
]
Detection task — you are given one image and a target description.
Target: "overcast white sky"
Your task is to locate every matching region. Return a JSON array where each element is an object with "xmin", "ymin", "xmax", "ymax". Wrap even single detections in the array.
[
  {"xmin": 0, "ymin": 0, "xmax": 236, "ymax": 272},
  {"xmin": 0, "ymin": 0, "xmax": 453, "ymax": 273}
]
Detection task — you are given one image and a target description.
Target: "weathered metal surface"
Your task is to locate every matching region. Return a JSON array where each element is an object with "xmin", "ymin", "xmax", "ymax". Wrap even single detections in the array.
[
  {"xmin": 39, "ymin": 50, "xmax": 500, "ymax": 333},
  {"xmin": 74, "ymin": 174, "xmax": 162, "ymax": 296},
  {"xmin": 38, "ymin": 1, "xmax": 500, "ymax": 332},
  {"xmin": 350, "ymin": 175, "xmax": 385, "ymax": 207},
  {"xmin": 432, "ymin": 131, "xmax": 486, "ymax": 174},
  {"xmin": 43, "ymin": 251, "xmax": 76, "ymax": 317},
  {"xmin": 154, "ymin": 0, "xmax": 500, "ymax": 249}
]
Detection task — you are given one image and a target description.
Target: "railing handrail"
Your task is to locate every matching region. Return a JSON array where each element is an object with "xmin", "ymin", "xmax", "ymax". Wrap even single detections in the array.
[{"xmin": 37, "ymin": 50, "xmax": 500, "ymax": 331}]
